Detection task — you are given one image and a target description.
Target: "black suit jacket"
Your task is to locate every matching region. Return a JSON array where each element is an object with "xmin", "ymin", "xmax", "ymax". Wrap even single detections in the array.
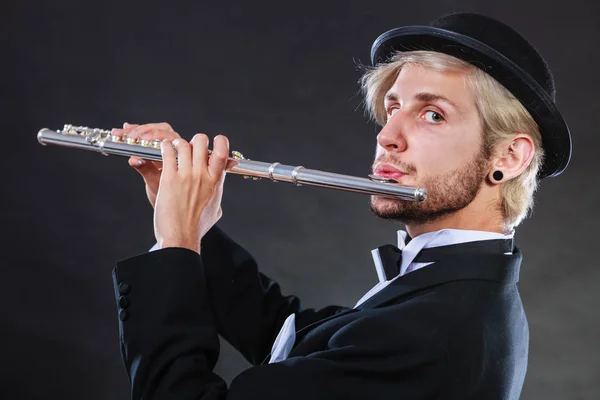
[{"xmin": 112, "ymin": 226, "xmax": 528, "ymax": 399}]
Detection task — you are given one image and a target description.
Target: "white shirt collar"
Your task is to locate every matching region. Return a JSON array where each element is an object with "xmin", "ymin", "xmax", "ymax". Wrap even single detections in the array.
[{"xmin": 372, "ymin": 229, "xmax": 514, "ymax": 283}]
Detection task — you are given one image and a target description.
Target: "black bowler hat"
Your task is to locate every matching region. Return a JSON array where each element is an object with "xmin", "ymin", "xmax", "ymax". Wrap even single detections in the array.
[{"xmin": 370, "ymin": 13, "xmax": 571, "ymax": 179}]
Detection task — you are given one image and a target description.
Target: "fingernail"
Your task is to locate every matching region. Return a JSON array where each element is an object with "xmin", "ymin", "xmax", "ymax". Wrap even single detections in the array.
[
  {"xmin": 123, "ymin": 122, "xmax": 129, "ymax": 128},
  {"xmin": 136, "ymin": 159, "xmax": 145, "ymax": 167}
]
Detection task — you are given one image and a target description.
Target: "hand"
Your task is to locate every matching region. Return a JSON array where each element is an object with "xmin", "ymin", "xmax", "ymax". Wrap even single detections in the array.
[
  {"xmin": 111, "ymin": 122, "xmax": 181, "ymax": 208},
  {"xmin": 153, "ymin": 134, "xmax": 230, "ymax": 254}
]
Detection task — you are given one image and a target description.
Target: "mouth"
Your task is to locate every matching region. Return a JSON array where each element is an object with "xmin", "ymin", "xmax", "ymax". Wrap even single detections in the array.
[{"xmin": 373, "ymin": 164, "xmax": 407, "ymax": 181}]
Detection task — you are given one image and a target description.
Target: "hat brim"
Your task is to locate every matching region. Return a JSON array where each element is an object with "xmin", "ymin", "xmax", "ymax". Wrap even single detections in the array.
[{"xmin": 371, "ymin": 26, "xmax": 571, "ymax": 179}]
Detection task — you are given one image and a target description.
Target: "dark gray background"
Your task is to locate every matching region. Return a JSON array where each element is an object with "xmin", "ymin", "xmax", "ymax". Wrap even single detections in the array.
[{"xmin": 2, "ymin": 0, "xmax": 598, "ymax": 399}]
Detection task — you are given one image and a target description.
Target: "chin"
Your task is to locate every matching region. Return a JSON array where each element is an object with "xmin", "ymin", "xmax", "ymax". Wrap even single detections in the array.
[
  {"xmin": 370, "ymin": 196, "xmax": 408, "ymax": 219},
  {"xmin": 369, "ymin": 193, "xmax": 469, "ymax": 225}
]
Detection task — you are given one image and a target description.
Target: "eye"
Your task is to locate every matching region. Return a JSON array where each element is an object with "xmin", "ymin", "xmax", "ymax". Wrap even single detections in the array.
[
  {"xmin": 423, "ymin": 110, "xmax": 444, "ymax": 123},
  {"xmin": 387, "ymin": 107, "xmax": 400, "ymax": 118}
]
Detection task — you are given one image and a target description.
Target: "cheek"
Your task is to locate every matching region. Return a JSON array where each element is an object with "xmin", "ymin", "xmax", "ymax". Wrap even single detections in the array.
[{"xmin": 411, "ymin": 134, "xmax": 475, "ymax": 175}]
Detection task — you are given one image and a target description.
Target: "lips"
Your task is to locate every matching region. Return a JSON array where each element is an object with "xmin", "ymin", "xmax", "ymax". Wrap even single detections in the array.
[{"xmin": 373, "ymin": 164, "xmax": 407, "ymax": 181}]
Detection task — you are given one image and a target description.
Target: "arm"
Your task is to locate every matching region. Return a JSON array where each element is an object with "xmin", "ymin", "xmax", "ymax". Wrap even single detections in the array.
[
  {"xmin": 200, "ymin": 224, "xmax": 347, "ymax": 365},
  {"xmin": 114, "ymin": 248, "xmax": 445, "ymax": 400},
  {"xmin": 117, "ymin": 124, "xmax": 345, "ymax": 363}
]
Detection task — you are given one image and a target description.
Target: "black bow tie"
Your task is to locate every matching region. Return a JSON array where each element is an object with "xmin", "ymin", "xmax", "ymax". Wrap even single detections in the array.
[
  {"xmin": 376, "ymin": 239, "xmax": 514, "ymax": 281},
  {"xmin": 377, "ymin": 244, "xmax": 405, "ymax": 282}
]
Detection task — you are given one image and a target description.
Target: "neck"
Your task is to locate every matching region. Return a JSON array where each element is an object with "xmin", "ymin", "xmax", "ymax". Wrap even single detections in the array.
[{"xmin": 405, "ymin": 189, "xmax": 505, "ymax": 238}]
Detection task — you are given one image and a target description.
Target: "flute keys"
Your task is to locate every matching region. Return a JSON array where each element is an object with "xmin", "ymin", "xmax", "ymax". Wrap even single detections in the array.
[
  {"xmin": 111, "ymin": 135, "xmax": 124, "ymax": 142},
  {"xmin": 139, "ymin": 139, "xmax": 152, "ymax": 147},
  {"xmin": 232, "ymin": 151, "xmax": 245, "ymax": 160},
  {"xmin": 125, "ymin": 136, "xmax": 138, "ymax": 145},
  {"xmin": 63, "ymin": 124, "xmax": 77, "ymax": 135},
  {"xmin": 151, "ymin": 140, "xmax": 161, "ymax": 149}
]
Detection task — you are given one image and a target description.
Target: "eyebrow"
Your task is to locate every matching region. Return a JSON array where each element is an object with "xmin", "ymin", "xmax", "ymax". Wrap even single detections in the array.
[{"xmin": 384, "ymin": 92, "xmax": 461, "ymax": 112}]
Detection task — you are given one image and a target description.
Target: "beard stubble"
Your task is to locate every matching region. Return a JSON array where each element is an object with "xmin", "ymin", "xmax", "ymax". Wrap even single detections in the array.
[{"xmin": 370, "ymin": 150, "xmax": 491, "ymax": 225}]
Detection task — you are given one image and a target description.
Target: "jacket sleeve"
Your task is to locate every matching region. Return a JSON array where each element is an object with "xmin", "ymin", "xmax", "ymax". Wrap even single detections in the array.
[
  {"xmin": 113, "ymin": 247, "xmax": 445, "ymax": 400},
  {"xmin": 198, "ymin": 225, "xmax": 347, "ymax": 364}
]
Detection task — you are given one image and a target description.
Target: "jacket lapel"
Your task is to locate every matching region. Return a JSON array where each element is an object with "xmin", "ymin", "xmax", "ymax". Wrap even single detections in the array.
[{"xmin": 356, "ymin": 246, "xmax": 522, "ymax": 310}]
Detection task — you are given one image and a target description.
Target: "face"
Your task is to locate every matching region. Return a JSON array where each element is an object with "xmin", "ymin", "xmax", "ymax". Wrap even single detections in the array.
[{"xmin": 370, "ymin": 63, "xmax": 491, "ymax": 224}]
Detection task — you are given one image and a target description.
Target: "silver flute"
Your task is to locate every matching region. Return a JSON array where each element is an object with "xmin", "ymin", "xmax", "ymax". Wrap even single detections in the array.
[{"xmin": 37, "ymin": 125, "xmax": 427, "ymax": 202}]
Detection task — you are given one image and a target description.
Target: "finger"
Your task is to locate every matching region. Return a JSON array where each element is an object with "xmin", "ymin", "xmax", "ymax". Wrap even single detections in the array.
[
  {"xmin": 114, "ymin": 123, "xmax": 140, "ymax": 138},
  {"xmin": 161, "ymin": 139, "xmax": 178, "ymax": 176},
  {"xmin": 131, "ymin": 123, "xmax": 175, "ymax": 139},
  {"xmin": 122, "ymin": 122, "xmax": 140, "ymax": 136},
  {"xmin": 129, "ymin": 156, "xmax": 161, "ymax": 183},
  {"xmin": 128, "ymin": 156, "xmax": 159, "ymax": 172},
  {"xmin": 173, "ymin": 138, "xmax": 192, "ymax": 175},
  {"xmin": 123, "ymin": 122, "xmax": 140, "ymax": 129},
  {"xmin": 208, "ymin": 135, "xmax": 230, "ymax": 180},
  {"xmin": 141, "ymin": 128, "xmax": 180, "ymax": 143},
  {"xmin": 128, "ymin": 156, "xmax": 146, "ymax": 168},
  {"xmin": 225, "ymin": 158, "xmax": 239, "ymax": 170},
  {"xmin": 128, "ymin": 157, "xmax": 164, "ymax": 172},
  {"xmin": 191, "ymin": 134, "xmax": 209, "ymax": 172}
]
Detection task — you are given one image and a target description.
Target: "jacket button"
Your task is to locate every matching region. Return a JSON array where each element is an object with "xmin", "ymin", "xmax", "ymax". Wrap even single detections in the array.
[
  {"xmin": 118, "ymin": 296, "xmax": 129, "ymax": 308},
  {"xmin": 119, "ymin": 309, "xmax": 129, "ymax": 321},
  {"xmin": 119, "ymin": 282, "xmax": 131, "ymax": 294}
]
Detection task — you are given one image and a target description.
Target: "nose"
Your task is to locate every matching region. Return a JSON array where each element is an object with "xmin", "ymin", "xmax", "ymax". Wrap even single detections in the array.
[{"xmin": 376, "ymin": 113, "xmax": 408, "ymax": 153}]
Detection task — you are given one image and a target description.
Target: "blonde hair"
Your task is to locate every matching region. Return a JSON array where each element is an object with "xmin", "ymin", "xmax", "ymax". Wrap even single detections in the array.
[{"xmin": 360, "ymin": 51, "xmax": 544, "ymax": 230}]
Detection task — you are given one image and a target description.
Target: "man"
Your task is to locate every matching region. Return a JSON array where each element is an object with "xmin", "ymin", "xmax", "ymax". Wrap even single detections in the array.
[{"xmin": 110, "ymin": 13, "xmax": 571, "ymax": 399}]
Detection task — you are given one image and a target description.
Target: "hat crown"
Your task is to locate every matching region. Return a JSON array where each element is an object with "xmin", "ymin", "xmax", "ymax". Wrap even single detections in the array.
[{"xmin": 430, "ymin": 13, "xmax": 556, "ymax": 101}]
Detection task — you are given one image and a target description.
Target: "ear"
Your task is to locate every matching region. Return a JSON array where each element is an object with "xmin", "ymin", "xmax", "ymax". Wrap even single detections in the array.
[{"xmin": 488, "ymin": 134, "xmax": 535, "ymax": 184}]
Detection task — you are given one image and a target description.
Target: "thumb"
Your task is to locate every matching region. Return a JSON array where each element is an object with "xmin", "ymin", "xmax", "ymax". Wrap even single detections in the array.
[{"xmin": 129, "ymin": 157, "xmax": 161, "ymax": 186}]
